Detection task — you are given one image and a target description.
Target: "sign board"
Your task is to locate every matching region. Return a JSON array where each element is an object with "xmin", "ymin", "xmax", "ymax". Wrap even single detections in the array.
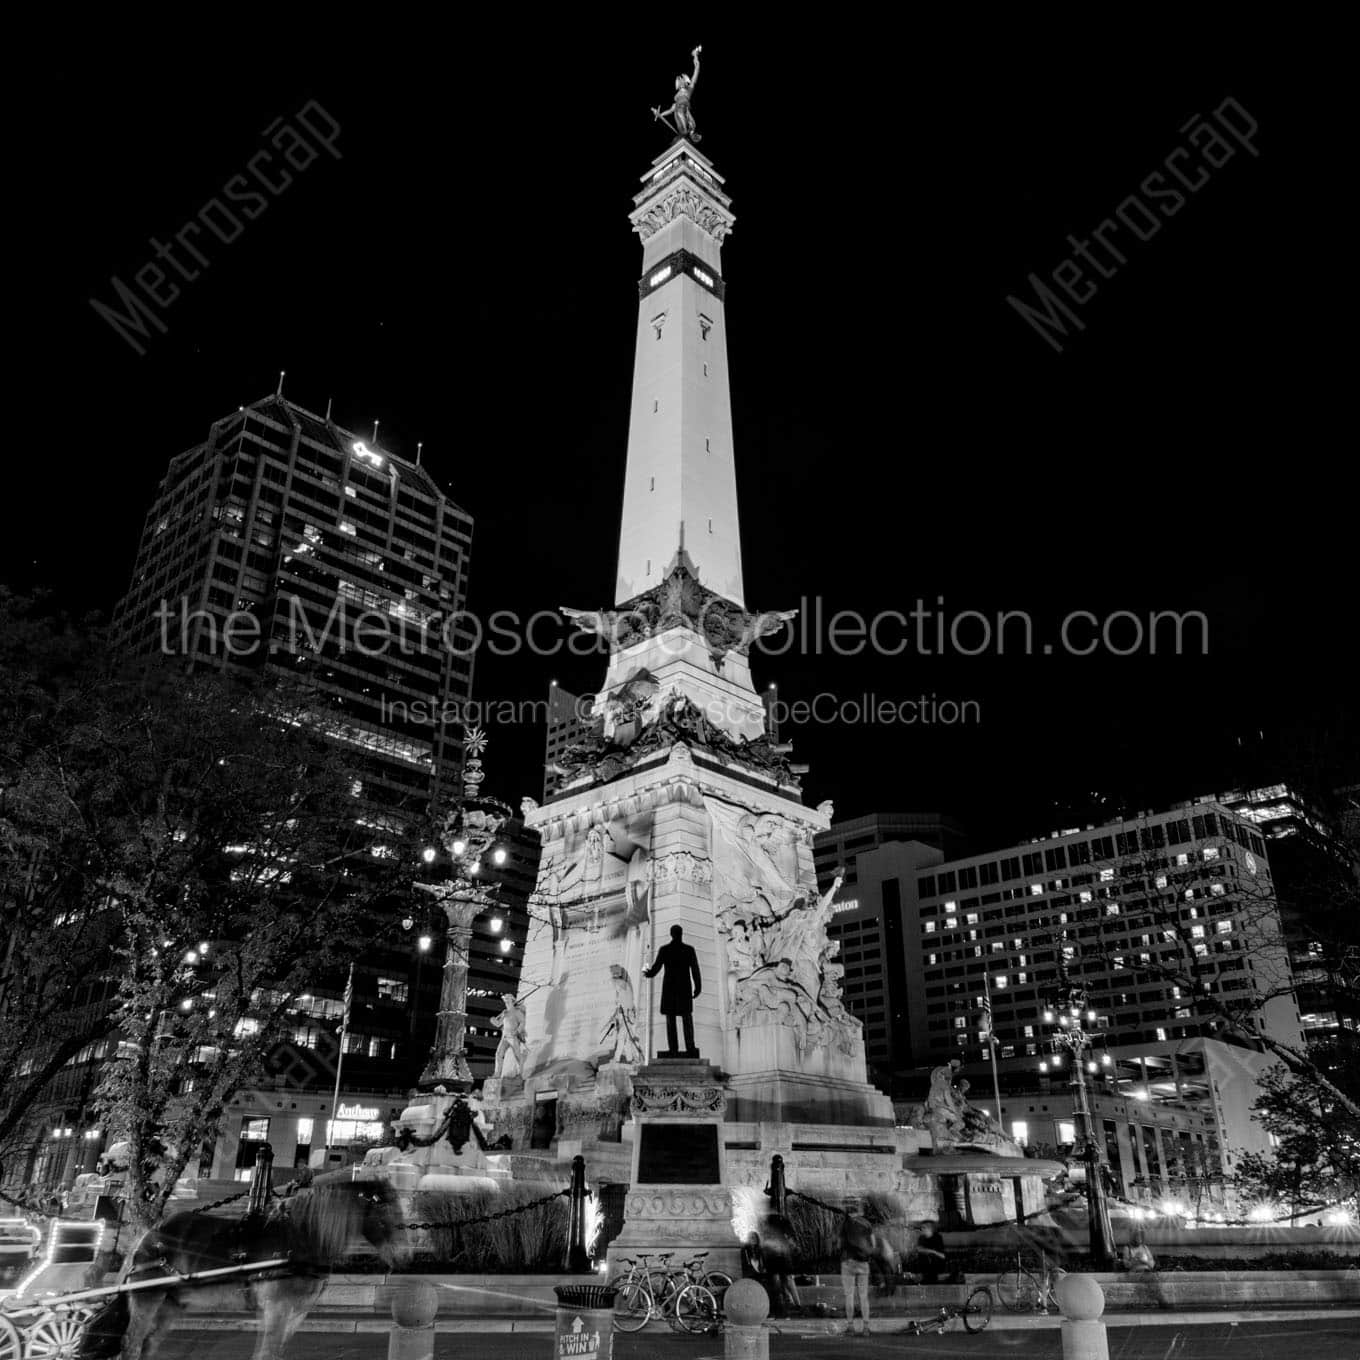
[
  {"xmin": 558, "ymin": 1313, "xmax": 603, "ymax": 1358},
  {"xmin": 336, "ymin": 1103, "xmax": 380, "ymax": 1121},
  {"xmin": 636, "ymin": 1123, "xmax": 719, "ymax": 1185}
]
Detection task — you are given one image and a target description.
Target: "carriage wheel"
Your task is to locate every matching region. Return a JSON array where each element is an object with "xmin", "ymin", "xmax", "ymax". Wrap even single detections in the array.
[
  {"xmin": 25, "ymin": 1307, "xmax": 93, "ymax": 1359},
  {"xmin": 0, "ymin": 1316, "xmax": 22, "ymax": 1360}
]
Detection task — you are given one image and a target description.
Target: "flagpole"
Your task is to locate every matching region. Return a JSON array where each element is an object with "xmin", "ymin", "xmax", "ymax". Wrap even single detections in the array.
[
  {"xmin": 324, "ymin": 963, "xmax": 354, "ymax": 1170},
  {"xmin": 983, "ymin": 969, "xmax": 1003, "ymax": 1131}
]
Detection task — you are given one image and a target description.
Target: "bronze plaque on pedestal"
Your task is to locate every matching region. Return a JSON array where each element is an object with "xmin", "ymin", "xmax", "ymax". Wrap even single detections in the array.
[{"xmin": 636, "ymin": 1123, "xmax": 720, "ymax": 1184}]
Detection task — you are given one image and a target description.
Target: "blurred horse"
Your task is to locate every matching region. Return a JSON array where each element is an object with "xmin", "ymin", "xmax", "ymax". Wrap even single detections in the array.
[{"xmin": 116, "ymin": 1180, "xmax": 411, "ymax": 1360}]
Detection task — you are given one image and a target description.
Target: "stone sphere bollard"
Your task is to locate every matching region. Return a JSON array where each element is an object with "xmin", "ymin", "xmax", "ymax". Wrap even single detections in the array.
[
  {"xmin": 724, "ymin": 1278, "xmax": 770, "ymax": 1360},
  {"xmin": 389, "ymin": 1279, "xmax": 438, "ymax": 1360},
  {"xmin": 1056, "ymin": 1273, "xmax": 1108, "ymax": 1360}
]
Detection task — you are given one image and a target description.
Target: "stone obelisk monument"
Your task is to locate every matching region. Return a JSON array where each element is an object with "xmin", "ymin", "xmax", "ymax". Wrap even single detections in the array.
[{"xmin": 483, "ymin": 58, "xmax": 901, "ymax": 1266}]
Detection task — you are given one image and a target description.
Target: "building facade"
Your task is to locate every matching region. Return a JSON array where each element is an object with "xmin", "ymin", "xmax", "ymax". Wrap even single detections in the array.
[
  {"xmin": 812, "ymin": 813, "xmax": 964, "ymax": 1088},
  {"xmin": 909, "ymin": 801, "xmax": 1301, "ymax": 1072},
  {"xmin": 822, "ymin": 801, "xmax": 1304, "ymax": 1203},
  {"xmin": 1215, "ymin": 784, "xmax": 1360, "ymax": 1045},
  {"xmin": 543, "ymin": 683, "xmax": 595, "ymax": 800},
  {"xmin": 3, "ymin": 394, "xmax": 540, "ymax": 1198},
  {"xmin": 112, "ymin": 393, "xmax": 475, "ymax": 812}
]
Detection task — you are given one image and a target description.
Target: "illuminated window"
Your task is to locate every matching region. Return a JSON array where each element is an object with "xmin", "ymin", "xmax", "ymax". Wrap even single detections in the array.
[
  {"xmin": 1058, "ymin": 1121, "xmax": 1077, "ymax": 1144},
  {"xmin": 377, "ymin": 977, "xmax": 409, "ymax": 1003},
  {"xmin": 327, "ymin": 1118, "xmax": 384, "ymax": 1144},
  {"xmin": 1011, "ymin": 1120, "xmax": 1029, "ymax": 1145}
]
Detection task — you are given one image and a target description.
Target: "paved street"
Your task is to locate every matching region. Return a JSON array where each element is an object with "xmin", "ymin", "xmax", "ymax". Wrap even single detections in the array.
[{"xmin": 159, "ymin": 1319, "xmax": 1360, "ymax": 1359}]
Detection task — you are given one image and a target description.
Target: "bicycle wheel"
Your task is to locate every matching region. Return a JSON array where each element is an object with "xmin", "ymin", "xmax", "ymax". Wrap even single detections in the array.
[
  {"xmin": 995, "ymin": 1269, "xmax": 1041, "ymax": 1311},
  {"xmin": 962, "ymin": 1286, "xmax": 993, "ymax": 1333},
  {"xmin": 674, "ymin": 1283, "xmax": 719, "ymax": 1334},
  {"xmin": 702, "ymin": 1270, "xmax": 734, "ymax": 1300},
  {"xmin": 612, "ymin": 1278, "xmax": 653, "ymax": 1332}
]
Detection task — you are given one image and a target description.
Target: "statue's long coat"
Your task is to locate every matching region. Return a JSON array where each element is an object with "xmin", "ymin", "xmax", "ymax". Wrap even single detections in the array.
[{"xmin": 645, "ymin": 940, "xmax": 701, "ymax": 1016}]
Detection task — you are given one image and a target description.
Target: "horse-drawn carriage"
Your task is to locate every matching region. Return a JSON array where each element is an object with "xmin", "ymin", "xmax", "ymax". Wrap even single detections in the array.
[
  {"xmin": 0, "ymin": 1219, "xmax": 288, "ymax": 1358},
  {"xmin": 0, "ymin": 1143, "xmax": 408, "ymax": 1359}
]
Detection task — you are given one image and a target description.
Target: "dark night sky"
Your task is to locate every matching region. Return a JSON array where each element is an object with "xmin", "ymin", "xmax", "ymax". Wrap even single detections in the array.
[{"xmin": 12, "ymin": 26, "xmax": 1352, "ymax": 851}]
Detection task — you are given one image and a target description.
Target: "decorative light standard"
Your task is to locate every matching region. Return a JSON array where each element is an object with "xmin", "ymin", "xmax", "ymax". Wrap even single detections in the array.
[
  {"xmin": 414, "ymin": 727, "xmax": 512, "ymax": 1091},
  {"xmin": 1039, "ymin": 973, "xmax": 1117, "ymax": 1269}
]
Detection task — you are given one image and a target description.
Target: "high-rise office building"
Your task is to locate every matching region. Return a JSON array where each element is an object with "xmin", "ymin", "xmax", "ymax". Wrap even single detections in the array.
[
  {"xmin": 113, "ymin": 393, "xmax": 476, "ymax": 812},
  {"xmin": 815, "ymin": 812, "xmax": 967, "ymax": 890},
  {"xmin": 813, "ymin": 814, "xmax": 965, "ymax": 1089},
  {"xmin": 1215, "ymin": 783, "xmax": 1360, "ymax": 1044},
  {"xmin": 543, "ymin": 683, "xmax": 595, "ymax": 800},
  {"xmin": 909, "ymin": 800, "xmax": 1301, "ymax": 1069},
  {"xmin": 8, "ymin": 395, "xmax": 499, "ymax": 1196}
]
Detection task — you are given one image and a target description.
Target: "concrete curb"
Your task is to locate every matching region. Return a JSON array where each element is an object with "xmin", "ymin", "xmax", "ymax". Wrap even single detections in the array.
[{"xmin": 170, "ymin": 1306, "xmax": 1360, "ymax": 1335}]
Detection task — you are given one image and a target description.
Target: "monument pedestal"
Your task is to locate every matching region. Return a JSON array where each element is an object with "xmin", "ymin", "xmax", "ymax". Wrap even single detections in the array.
[{"xmin": 607, "ymin": 1058, "xmax": 740, "ymax": 1276}]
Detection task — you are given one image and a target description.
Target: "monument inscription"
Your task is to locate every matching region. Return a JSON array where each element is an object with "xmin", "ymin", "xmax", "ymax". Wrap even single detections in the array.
[{"xmin": 636, "ymin": 1123, "xmax": 720, "ymax": 1185}]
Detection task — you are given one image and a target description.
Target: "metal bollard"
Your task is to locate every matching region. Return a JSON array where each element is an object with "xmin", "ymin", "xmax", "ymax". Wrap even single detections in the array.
[
  {"xmin": 723, "ymin": 1279, "xmax": 770, "ymax": 1360},
  {"xmin": 764, "ymin": 1154, "xmax": 786, "ymax": 1217},
  {"xmin": 1056, "ymin": 1273, "xmax": 1109, "ymax": 1360},
  {"xmin": 567, "ymin": 1154, "xmax": 590, "ymax": 1272},
  {"xmin": 388, "ymin": 1279, "xmax": 438, "ymax": 1360}
]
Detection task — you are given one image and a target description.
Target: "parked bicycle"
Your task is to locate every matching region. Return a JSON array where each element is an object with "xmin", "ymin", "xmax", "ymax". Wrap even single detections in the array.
[
  {"xmin": 994, "ymin": 1247, "xmax": 1068, "ymax": 1313},
  {"xmin": 904, "ymin": 1286, "xmax": 994, "ymax": 1335},
  {"xmin": 609, "ymin": 1250, "xmax": 732, "ymax": 1333}
]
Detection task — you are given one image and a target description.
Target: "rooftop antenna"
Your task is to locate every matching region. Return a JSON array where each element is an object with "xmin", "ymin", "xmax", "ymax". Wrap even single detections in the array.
[
  {"xmin": 415, "ymin": 441, "xmax": 424, "ymax": 466},
  {"xmin": 276, "ymin": 369, "xmax": 285, "ymax": 398},
  {"xmin": 372, "ymin": 419, "xmax": 380, "ymax": 444},
  {"xmin": 324, "ymin": 396, "xmax": 333, "ymax": 422}
]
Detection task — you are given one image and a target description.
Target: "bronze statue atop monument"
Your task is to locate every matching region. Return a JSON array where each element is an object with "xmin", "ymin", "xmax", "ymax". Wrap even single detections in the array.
[{"xmin": 652, "ymin": 46, "xmax": 703, "ymax": 142}]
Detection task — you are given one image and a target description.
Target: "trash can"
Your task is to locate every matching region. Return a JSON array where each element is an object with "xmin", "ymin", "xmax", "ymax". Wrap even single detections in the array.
[{"xmin": 553, "ymin": 1283, "xmax": 617, "ymax": 1360}]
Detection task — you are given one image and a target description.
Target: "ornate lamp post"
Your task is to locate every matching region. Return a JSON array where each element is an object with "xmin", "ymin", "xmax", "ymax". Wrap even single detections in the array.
[
  {"xmin": 1039, "ymin": 974, "xmax": 1118, "ymax": 1269},
  {"xmin": 414, "ymin": 728, "xmax": 512, "ymax": 1091}
]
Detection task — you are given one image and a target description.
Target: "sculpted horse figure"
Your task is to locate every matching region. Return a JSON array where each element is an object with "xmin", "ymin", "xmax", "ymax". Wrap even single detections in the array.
[{"xmin": 114, "ymin": 1179, "xmax": 411, "ymax": 1359}]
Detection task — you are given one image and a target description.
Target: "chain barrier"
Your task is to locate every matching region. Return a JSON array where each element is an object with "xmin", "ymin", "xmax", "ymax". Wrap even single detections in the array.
[{"xmin": 395, "ymin": 1186, "xmax": 571, "ymax": 1232}]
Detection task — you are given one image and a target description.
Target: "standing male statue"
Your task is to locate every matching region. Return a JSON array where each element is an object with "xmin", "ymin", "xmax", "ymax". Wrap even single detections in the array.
[
  {"xmin": 490, "ymin": 993, "xmax": 527, "ymax": 1080},
  {"xmin": 653, "ymin": 46, "xmax": 703, "ymax": 142},
  {"xmin": 644, "ymin": 923, "xmax": 703, "ymax": 1057}
]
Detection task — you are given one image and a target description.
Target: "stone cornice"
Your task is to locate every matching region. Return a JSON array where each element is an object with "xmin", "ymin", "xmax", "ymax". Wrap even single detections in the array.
[
  {"xmin": 525, "ymin": 747, "xmax": 829, "ymax": 842},
  {"xmin": 630, "ymin": 181, "xmax": 735, "ymax": 244}
]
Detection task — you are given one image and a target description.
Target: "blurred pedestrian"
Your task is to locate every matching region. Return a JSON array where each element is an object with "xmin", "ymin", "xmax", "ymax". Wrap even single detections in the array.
[
  {"xmin": 840, "ymin": 1210, "xmax": 876, "ymax": 1336},
  {"xmin": 761, "ymin": 1213, "xmax": 801, "ymax": 1316},
  {"xmin": 913, "ymin": 1218, "xmax": 947, "ymax": 1284}
]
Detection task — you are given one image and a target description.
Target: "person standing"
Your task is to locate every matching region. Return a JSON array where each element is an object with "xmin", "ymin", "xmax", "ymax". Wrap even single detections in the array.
[
  {"xmin": 643, "ymin": 924, "xmax": 702, "ymax": 1057},
  {"xmin": 761, "ymin": 1213, "xmax": 801, "ymax": 1317},
  {"xmin": 840, "ymin": 1211, "xmax": 876, "ymax": 1337}
]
